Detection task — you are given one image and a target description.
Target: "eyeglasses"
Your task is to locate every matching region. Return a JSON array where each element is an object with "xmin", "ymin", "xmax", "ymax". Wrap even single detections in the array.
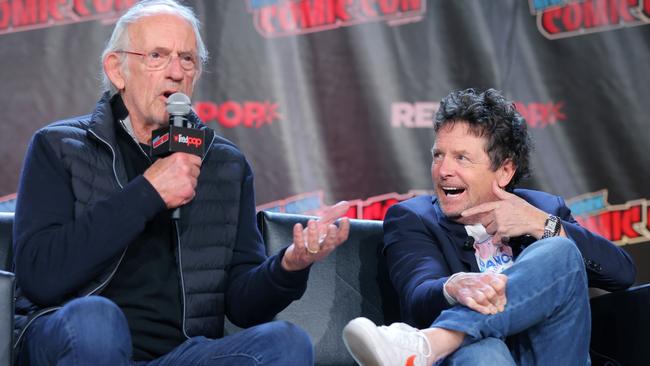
[{"xmin": 116, "ymin": 49, "xmax": 197, "ymax": 71}]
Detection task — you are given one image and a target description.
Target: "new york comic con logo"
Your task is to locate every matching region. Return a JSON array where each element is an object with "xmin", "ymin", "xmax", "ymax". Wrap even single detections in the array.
[
  {"xmin": 567, "ymin": 189, "xmax": 650, "ymax": 246},
  {"xmin": 0, "ymin": 0, "xmax": 136, "ymax": 36},
  {"xmin": 247, "ymin": 0, "xmax": 426, "ymax": 38},
  {"xmin": 152, "ymin": 133, "xmax": 169, "ymax": 149},
  {"xmin": 530, "ymin": 0, "xmax": 650, "ymax": 40}
]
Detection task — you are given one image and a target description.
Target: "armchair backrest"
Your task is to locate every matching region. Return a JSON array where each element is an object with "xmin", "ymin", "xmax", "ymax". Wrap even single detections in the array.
[{"xmin": 257, "ymin": 211, "xmax": 400, "ymax": 366}]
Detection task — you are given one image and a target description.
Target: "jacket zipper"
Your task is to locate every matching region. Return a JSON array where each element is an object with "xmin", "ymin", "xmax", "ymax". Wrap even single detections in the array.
[
  {"xmin": 13, "ymin": 307, "xmax": 61, "ymax": 348},
  {"xmin": 85, "ymin": 129, "xmax": 129, "ymax": 296},
  {"xmin": 174, "ymin": 220, "xmax": 190, "ymax": 339},
  {"xmin": 173, "ymin": 132, "xmax": 215, "ymax": 338}
]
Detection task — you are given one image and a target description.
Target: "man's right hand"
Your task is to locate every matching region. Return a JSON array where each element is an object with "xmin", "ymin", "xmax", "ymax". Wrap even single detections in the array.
[
  {"xmin": 444, "ymin": 272, "xmax": 508, "ymax": 315},
  {"xmin": 143, "ymin": 152, "xmax": 201, "ymax": 208}
]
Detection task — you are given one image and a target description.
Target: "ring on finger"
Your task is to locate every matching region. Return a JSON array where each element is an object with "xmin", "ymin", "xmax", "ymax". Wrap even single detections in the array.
[{"xmin": 304, "ymin": 233, "xmax": 326, "ymax": 255}]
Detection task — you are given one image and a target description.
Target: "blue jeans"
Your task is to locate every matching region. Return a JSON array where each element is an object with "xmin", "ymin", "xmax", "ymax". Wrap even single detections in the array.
[
  {"xmin": 19, "ymin": 296, "xmax": 313, "ymax": 366},
  {"xmin": 442, "ymin": 338, "xmax": 515, "ymax": 366},
  {"xmin": 434, "ymin": 237, "xmax": 591, "ymax": 365}
]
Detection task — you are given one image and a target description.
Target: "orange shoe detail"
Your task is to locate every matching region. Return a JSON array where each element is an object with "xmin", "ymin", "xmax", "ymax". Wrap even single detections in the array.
[{"xmin": 405, "ymin": 354, "xmax": 417, "ymax": 366}]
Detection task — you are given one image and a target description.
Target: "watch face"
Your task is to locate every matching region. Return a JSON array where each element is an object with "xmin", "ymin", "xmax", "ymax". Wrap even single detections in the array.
[
  {"xmin": 545, "ymin": 218, "xmax": 554, "ymax": 230},
  {"xmin": 553, "ymin": 216, "xmax": 560, "ymax": 228},
  {"xmin": 543, "ymin": 215, "xmax": 560, "ymax": 238}
]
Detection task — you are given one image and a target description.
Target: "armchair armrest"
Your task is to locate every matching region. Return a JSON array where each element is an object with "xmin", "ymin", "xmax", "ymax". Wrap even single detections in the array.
[
  {"xmin": 590, "ymin": 284, "xmax": 650, "ymax": 365},
  {"xmin": 0, "ymin": 271, "xmax": 14, "ymax": 366}
]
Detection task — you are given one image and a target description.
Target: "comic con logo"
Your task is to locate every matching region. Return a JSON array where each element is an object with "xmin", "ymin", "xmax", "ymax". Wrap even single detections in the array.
[
  {"xmin": 247, "ymin": 0, "xmax": 426, "ymax": 38},
  {"xmin": 530, "ymin": 0, "xmax": 650, "ymax": 40},
  {"xmin": 0, "ymin": 0, "xmax": 137, "ymax": 35},
  {"xmin": 390, "ymin": 101, "xmax": 566, "ymax": 129},
  {"xmin": 194, "ymin": 100, "xmax": 280, "ymax": 129},
  {"xmin": 567, "ymin": 189, "xmax": 650, "ymax": 245}
]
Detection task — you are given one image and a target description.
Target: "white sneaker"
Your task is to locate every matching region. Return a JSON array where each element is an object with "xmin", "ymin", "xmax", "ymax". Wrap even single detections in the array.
[{"xmin": 342, "ymin": 317, "xmax": 432, "ymax": 366}]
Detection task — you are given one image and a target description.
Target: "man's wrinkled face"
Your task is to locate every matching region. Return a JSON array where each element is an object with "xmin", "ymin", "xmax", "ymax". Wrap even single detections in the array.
[
  {"xmin": 120, "ymin": 14, "xmax": 197, "ymax": 128},
  {"xmin": 431, "ymin": 122, "xmax": 511, "ymax": 221}
]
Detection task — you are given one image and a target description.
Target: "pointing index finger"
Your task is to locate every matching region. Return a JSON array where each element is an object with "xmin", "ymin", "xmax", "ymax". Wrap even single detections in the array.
[{"xmin": 461, "ymin": 202, "xmax": 499, "ymax": 218}]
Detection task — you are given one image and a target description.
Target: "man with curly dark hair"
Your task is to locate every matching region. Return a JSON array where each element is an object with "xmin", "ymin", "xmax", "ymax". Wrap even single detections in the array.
[{"xmin": 342, "ymin": 88, "xmax": 636, "ymax": 365}]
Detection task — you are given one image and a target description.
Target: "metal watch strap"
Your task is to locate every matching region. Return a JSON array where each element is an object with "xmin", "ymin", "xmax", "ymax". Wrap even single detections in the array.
[{"xmin": 542, "ymin": 214, "xmax": 560, "ymax": 239}]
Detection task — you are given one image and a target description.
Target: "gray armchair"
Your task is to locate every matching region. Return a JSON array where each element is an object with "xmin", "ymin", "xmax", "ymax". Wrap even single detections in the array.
[{"xmin": 256, "ymin": 211, "xmax": 399, "ymax": 365}]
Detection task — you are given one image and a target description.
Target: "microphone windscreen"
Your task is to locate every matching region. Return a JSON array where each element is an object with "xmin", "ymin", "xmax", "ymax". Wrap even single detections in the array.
[{"xmin": 166, "ymin": 92, "xmax": 191, "ymax": 116}]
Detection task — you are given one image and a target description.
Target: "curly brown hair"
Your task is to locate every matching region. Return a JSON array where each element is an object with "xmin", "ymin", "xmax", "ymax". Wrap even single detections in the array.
[{"xmin": 434, "ymin": 88, "xmax": 532, "ymax": 190}]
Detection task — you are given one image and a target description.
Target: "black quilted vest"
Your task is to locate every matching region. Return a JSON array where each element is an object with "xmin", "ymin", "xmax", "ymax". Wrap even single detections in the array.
[{"xmin": 15, "ymin": 93, "xmax": 246, "ymax": 340}]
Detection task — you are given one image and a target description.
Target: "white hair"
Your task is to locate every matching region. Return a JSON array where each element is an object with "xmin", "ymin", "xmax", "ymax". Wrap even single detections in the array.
[{"xmin": 100, "ymin": 0, "xmax": 208, "ymax": 94}]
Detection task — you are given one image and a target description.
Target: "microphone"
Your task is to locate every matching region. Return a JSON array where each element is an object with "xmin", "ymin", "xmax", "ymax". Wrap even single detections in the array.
[
  {"xmin": 151, "ymin": 92, "xmax": 205, "ymax": 157},
  {"xmin": 151, "ymin": 92, "xmax": 206, "ymax": 221},
  {"xmin": 168, "ymin": 92, "xmax": 192, "ymax": 127},
  {"xmin": 462, "ymin": 237, "xmax": 475, "ymax": 251}
]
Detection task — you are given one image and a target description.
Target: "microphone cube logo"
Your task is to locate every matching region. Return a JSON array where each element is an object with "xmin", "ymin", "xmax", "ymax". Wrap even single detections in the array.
[
  {"xmin": 174, "ymin": 134, "xmax": 203, "ymax": 148},
  {"xmin": 151, "ymin": 126, "xmax": 205, "ymax": 157},
  {"xmin": 152, "ymin": 134, "xmax": 169, "ymax": 149},
  {"xmin": 169, "ymin": 127, "xmax": 205, "ymax": 157}
]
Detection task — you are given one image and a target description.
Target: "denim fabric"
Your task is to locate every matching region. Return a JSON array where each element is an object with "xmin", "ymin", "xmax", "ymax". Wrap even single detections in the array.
[
  {"xmin": 19, "ymin": 296, "xmax": 132, "ymax": 366},
  {"xmin": 19, "ymin": 296, "xmax": 313, "ymax": 366},
  {"xmin": 443, "ymin": 337, "xmax": 515, "ymax": 366},
  {"xmin": 132, "ymin": 321, "xmax": 313, "ymax": 366},
  {"xmin": 433, "ymin": 237, "xmax": 591, "ymax": 365}
]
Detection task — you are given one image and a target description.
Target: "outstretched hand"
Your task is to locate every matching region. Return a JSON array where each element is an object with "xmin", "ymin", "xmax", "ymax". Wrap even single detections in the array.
[
  {"xmin": 281, "ymin": 201, "xmax": 351, "ymax": 271},
  {"xmin": 460, "ymin": 181, "xmax": 548, "ymax": 243}
]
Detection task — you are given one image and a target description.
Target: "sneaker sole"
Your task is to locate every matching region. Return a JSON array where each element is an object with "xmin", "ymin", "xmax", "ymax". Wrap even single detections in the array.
[{"xmin": 342, "ymin": 318, "xmax": 388, "ymax": 366}]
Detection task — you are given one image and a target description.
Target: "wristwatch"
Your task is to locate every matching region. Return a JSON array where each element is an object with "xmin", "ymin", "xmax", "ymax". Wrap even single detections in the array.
[{"xmin": 541, "ymin": 215, "xmax": 561, "ymax": 239}]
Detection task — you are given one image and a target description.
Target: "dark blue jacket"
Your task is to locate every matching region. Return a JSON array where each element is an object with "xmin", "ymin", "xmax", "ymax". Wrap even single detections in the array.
[
  {"xmin": 383, "ymin": 190, "xmax": 637, "ymax": 329},
  {"xmin": 13, "ymin": 92, "xmax": 308, "ymax": 346}
]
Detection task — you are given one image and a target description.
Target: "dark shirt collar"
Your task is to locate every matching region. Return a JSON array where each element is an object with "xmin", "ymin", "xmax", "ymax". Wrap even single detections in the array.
[{"xmin": 110, "ymin": 93, "xmax": 129, "ymax": 121}]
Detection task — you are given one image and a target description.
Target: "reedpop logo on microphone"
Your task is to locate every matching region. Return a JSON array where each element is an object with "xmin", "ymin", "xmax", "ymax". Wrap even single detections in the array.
[{"xmin": 173, "ymin": 133, "xmax": 203, "ymax": 148}]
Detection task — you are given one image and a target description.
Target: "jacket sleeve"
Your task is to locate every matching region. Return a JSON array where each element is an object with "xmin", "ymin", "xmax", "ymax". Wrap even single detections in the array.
[
  {"xmin": 383, "ymin": 203, "xmax": 453, "ymax": 329},
  {"xmin": 225, "ymin": 161, "xmax": 308, "ymax": 328},
  {"xmin": 13, "ymin": 129, "xmax": 165, "ymax": 306},
  {"xmin": 554, "ymin": 196, "xmax": 636, "ymax": 291}
]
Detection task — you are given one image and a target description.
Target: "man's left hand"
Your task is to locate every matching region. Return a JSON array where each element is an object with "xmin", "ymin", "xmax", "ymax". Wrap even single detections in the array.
[
  {"xmin": 281, "ymin": 201, "xmax": 351, "ymax": 271},
  {"xmin": 460, "ymin": 181, "xmax": 549, "ymax": 243}
]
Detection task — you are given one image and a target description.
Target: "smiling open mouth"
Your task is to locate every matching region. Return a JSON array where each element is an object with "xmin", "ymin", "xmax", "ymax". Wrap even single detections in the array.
[{"xmin": 441, "ymin": 187, "xmax": 466, "ymax": 196}]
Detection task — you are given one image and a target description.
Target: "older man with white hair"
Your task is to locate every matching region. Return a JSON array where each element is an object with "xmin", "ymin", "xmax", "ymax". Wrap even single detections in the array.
[{"xmin": 12, "ymin": 1, "xmax": 350, "ymax": 365}]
